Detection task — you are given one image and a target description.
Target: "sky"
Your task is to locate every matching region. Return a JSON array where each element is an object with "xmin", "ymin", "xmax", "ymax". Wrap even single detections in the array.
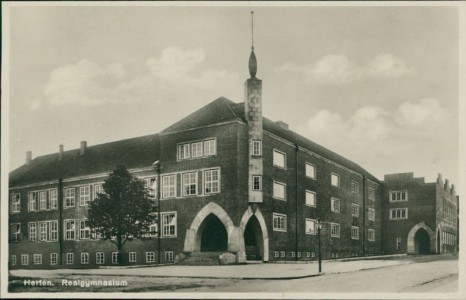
[{"xmin": 4, "ymin": 3, "xmax": 461, "ymax": 185}]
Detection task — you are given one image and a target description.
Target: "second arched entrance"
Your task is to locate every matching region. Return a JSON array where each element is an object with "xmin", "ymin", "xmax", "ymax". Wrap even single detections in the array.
[
  {"xmin": 244, "ymin": 215, "xmax": 263, "ymax": 260},
  {"xmin": 414, "ymin": 228, "xmax": 431, "ymax": 254}
]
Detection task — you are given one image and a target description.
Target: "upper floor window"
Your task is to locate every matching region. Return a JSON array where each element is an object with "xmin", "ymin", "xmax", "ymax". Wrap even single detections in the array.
[
  {"xmin": 305, "ymin": 219, "xmax": 316, "ymax": 235},
  {"xmin": 368, "ymin": 187, "xmax": 375, "ymax": 201},
  {"xmin": 79, "ymin": 219, "xmax": 90, "ymax": 239},
  {"xmin": 64, "ymin": 220, "xmax": 76, "ymax": 240},
  {"xmin": 351, "ymin": 181, "xmax": 359, "ymax": 194},
  {"xmin": 64, "ymin": 188, "xmax": 75, "ymax": 208},
  {"xmin": 331, "ymin": 198, "xmax": 340, "ymax": 213},
  {"xmin": 252, "ymin": 140, "xmax": 262, "ymax": 156},
  {"xmin": 79, "ymin": 186, "xmax": 91, "ymax": 206},
  {"xmin": 273, "ymin": 149, "xmax": 286, "ymax": 169},
  {"xmin": 351, "ymin": 226, "xmax": 359, "ymax": 240},
  {"xmin": 305, "ymin": 190, "xmax": 316, "ymax": 207},
  {"xmin": 178, "ymin": 143, "xmax": 190, "ymax": 160},
  {"xmin": 10, "ymin": 193, "xmax": 20, "ymax": 213},
  {"xmin": 389, "ymin": 208, "xmax": 408, "ymax": 220},
  {"xmin": 204, "ymin": 139, "xmax": 217, "ymax": 156},
  {"xmin": 162, "ymin": 175, "xmax": 176, "ymax": 199},
  {"xmin": 331, "ymin": 173, "xmax": 340, "ymax": 187},
  {"xmin": 10, "ymin": 223, "xmax": 21, "ymax": 242},
  {"xmin": 351, "ymin": 203, "xmax": 359, "ymax": 217},
  {"xmin": 29, "ymin": 222, "xmax": 37, "ymax": 241},
  {"xmin": 39, "ymin": 191, "xmax": 47, "ymax": 210},
  {"xmin": 252, "ymin": 175, "xmax": 262, "ymax": 191},
  {"xmin": 182, "ymin": 172, "xmax": 197, "ymax": 196},
  {"xmin": 29, "ymin": 221, "xmax": 58, "ymax": 242},
  {"xmin": 204, "ymin": 169, "xmax": 220, "ymax": 194},
  {"xmin": 390, "ymin": 191, "xmax": 408, "ymax": 202},
  {"xmin": 368, "ymin": 229, "xmax": 375, "ymax": 241},
  {"xmin": 161, "ymin": 212, "xmax": 177, "ymax": 237},
  {"xmin": 191, "ymin": 142, "xmax": 203, "ymax": 158},
  {"xmin": 28, "ymin": 192, "xmax": 37, "ymax": 211},
  {"xmin": 273, "ymin": 181, "xmax": 286, "ymax": 200},
  {"xmin": 368, "ymin": 208, "xmax": 375, "ymax": 221},
  {"xmin": 144, "ymin": 178, "xmax": 157, "ymax": 198},
  {"xmin": 49, "ymin": 189, "xmax": 58, "ymax": 209},
  {"xmin": 305, "ymin": 162, "xmax": 316, "ymax": 179},
  {"xmin": 178, "ymin": 138, "xmax": 217, "ymax": 160},
  {"xmin": 273, "ymin": 213, "xmax": 287, "ymax": 232},
  {"xmin": 331, "ymin": 223, "xmax": 340, "ymax": 238}
]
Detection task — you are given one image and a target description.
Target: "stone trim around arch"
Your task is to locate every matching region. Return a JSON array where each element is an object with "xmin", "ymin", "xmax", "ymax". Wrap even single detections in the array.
[
  {"xmin": 239, "ymin": 205, "xmax": 269, "ymax": 262},
  {"xmin": 407, "ymin": 221, "xmax": 435, "ymax": 254}
]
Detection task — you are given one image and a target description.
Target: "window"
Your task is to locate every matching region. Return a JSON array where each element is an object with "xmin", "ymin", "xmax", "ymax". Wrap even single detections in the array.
[
  {"xmin": 331, "ymin": 198, "xmax": 340, "ymax": 213},
  {"xmin": 311, "ymin": 252, "xmax": 316, "ymax": 258},
  {"xmin": 28, "ymin": 192, "xmax": 37, "ymax": 211},
  {"xmin": 252, "ymin": 176, "xmax": 262, "ymax": 191},
  {"xmin": 96, "ymin": 252, "xmax": 105, "ymax": 264},
  {"xmin": 11, "ymin": 193, "xmax": 21, "ymax": 213},
  {"xmin": 79, "ymin": 220, "xmax": 90, "ymax": 239},
  {"xmin": 39, "ymin": 222, "xmax": 48, "ymax": 241},
  {"xmin": 351, "ymin": 226, "xmax": 359, "ymax": 240},
  {"xmin": 165, "ymin": 251, "xmax": 174, "ymax": 262},
  {"xmin": 144, "ymin": 178, "xmax": 157, "ymax": 198},
  {"xmin": 389, "ymin": 208, "xmax": 408, "ymax": 220},
  {"xmin": 273, "ymin": 149, "xmax": 286, "ymax": 169},
  {"xmin": 368, "ymin": 188, "xmax": 375, "ymax": 201},
  {"xmin": 351, "ymin": 181, "xmax": 359, "ymax": 194},
  {"xmin": 79, "ymin": 186, "xmax": 91, "ymax": 206},
  {"xmin": 331, "ymin": 173, "xmax": 340, "ymax": 187},
  {"xmin": 178, "ymin": 143, "xmax": 190, "ymax": 160},
  {"xmin": 66, "ymin": 253, "xmax": 74, "ymax": 264},
  {"xmin": 273, "ymin": 181, "xmax": 286, "ymax": 200},
  {"xmin": 305, "ymin": 190, "xmax": 316, "ymax": 207},
  {"xmin": 306, "ymin": 252, "xmax": 310, "ymax": 258},
  {"xmin": 204, "ymin": 139, "xmax": 216, "ymax": 156},
  {"xmin": 11, "ymin": 223, "xmax": 21, "ymax": 242},
  {"xmin": 39, "ymin": 191, "xmax": 47, "ymax": 210},
  {"xmin": 11, "ymin": 255, "xmax": 17, "ymax": 266},
  {"xmin": 390, "ymin": 191, "xmax": 408, "ymax": 202},
  {"xmin": 368, "ymin": 208, "xmax": 375, "ymax": 221},
  {"xmin": 93, "ymin": 184, "xmax": 103, "ymax": 200},
  {"xmin": 129, "ymin": 252, "xmax": 137, "ymax": 262},
  {"xmin": 34, "ymin": 254, "xmax": 42, "ymax": 265},
  {"xmin": 162, "ymin": 175, "xmax": 176, "ymax": 198},
  {"xmin": 252, "ymin": 140, "xmax": 262, "ymax": 156},
  {"xmin": 305, "ymin": 219, "xmax": 316, "ymax": 235},
  {"xmin": 273, "ymin": 213, "xmax": 287, "ymax": 232},
  {"xmin": 331, "ymin": 223, "xmax": 340, "ymax": 238},
  {"xmin": 29, "ymin": 222, "xmax": 37, "ymax": 241},
  {"xmin": 49, "ymin": 189, "xmax": 58, "ymax": 209},
  {"xmin": 204, "ymin": 169, "xmax": 220, "ymax": 194},
  {"xmin": 305, "ymin": 163, "xmax": 316, "ymax": 179},
  {"xmin": 162, "ymin": 212, "xmax": 177, "ymax": 237},
  {"xmin": 64, "ymin": 188, "xmax": 75, "ymax": 208},
  {"xmin": 112, "ymin": 252, "xmax": 119, "ymax": 264},
  {"xmin": 182, "ymin": 172, "xmax": 197, "ymax": 196},
  {"xmin": 21, "ymin": 254, "xmax": 29, "ymax": 265},
  {"xmin": 351, "ymin": 203, "xmax": 359, "ymax": 217},
  {"xmin": 280, "ymin": 251, "xmax": 285, "ymax": 258},
  {"xmin": 396, "ymin": 237, "xmax": 401, "ymax": 250},
  {"xmin": 368, "ymin": 229, "xmax": 375, "ymax": 241},
  {"xmin": 30, "ymin": 221, "xmax": 58, "ymax": 242},
  {"xmin": 191, "ymin": 142, "xmax": 203, "ymax": 158},
  {"xmin": 291, "ymin": 252, "xmax": 295, "ymax": 258},
  {"xmin": 50, "ymin": 221, "xmax": 58, "ymax": 241},
  {"xmin": 143, "ymin": 223, "xmax": 158, "ymax": 237},
  {"xmin": 146, "ymin": 252, "xmax": 155, "ymax": 263},
  {"xmin": 81, "ymin": 252, "xmax": 89, "ymax": 264},
  {"xmin": 64, "ymin": 220, "xmax": 76, "ymax": 240},
  {"xmin": 274, "ymin": 251, "xmax": 279, "ymax": 258}
]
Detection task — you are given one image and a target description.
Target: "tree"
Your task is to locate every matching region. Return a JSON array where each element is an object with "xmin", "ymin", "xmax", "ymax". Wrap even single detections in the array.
[{"xmin": 88, "ymin": 165, "xmax": 156, "ymax": 265}]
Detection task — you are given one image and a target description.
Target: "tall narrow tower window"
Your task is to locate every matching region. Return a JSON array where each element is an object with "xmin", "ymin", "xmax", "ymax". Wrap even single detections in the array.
[{"xmin": 252, "ymin": 140, "xmax": 262, "ymax": 156}]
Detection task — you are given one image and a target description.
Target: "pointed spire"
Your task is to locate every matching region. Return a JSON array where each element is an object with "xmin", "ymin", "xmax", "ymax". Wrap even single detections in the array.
[{"xmin": 248, "ymin": 11, "xmax": 257, "ymax": 78}]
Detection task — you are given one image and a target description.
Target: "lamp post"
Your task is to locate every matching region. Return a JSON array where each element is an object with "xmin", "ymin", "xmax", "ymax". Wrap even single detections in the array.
[{"xmin": 317, "ymin": 218, "xmax": 323, "ymax": 273}]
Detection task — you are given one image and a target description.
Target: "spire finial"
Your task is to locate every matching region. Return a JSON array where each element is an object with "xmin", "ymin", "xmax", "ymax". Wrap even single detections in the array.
[
  {"xmin": 251, "ymin": 11, "xmax": 254, "ymax": 50},
  {"xmin": 248, "ymin": 10, "xmax": 257, "ymax": 78}
]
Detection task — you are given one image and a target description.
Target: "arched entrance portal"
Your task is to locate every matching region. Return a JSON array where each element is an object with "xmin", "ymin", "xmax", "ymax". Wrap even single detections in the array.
[
  {"xmin": 244, "ymin": 216, "xmax": 263, "ymax": 260},
  {"xmin": 414, "ymin": 229, "xmax": 431, "ymax": 254},
  {"xmin": 199, "ymin": 214, "xmax": 228, "ymax": 252}
]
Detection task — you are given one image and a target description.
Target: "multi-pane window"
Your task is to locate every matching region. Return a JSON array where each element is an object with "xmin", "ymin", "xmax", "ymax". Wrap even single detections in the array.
[
  {"xmin": 93, "ymin": 184, "xmax": 103, "ymax": 200},
  {"xmin": 64, "ymin": 220, "xmax": 76, "ymax": 240},
  {"xmin": 204, "ymin": 169, "xmax": 220, "ymax": 194},
  {"xmin": 351, "ymin": 181, "xmax": 359, "ymax": 194},
  {"xmin": 274, "ymin": 251, "xmax": 279, "ymax": 258},
  {"xmin": 389, "ymin": 208, "xmax": 408, "ymax": 220},
  {"xmin": 368, "ymin": 188, "xmax": 375, "ymax": 201},
  {"xmin": 143, "ymin": 223, "xmax": 158, "ymax": 237},
  {"xmin": 80, "ymin": 220, "xmax": 90, "ymax": 239},
  {"xmin": 351, "ymin": 226, "xmax": 359, "ymax": 240},
  {"xmin": 331, "ymin": 198, "xmax": 340, "ymax": 213},
  {"xmin": 305, "ymin": 163, "xmax": 316, "ymax": 179},
  {"xmin": 64, "ymin": 188, "xmax": 75, "ymax": 208},
  {"xmin": 179, "ymin": 139, "xmax": 216, "ymax": 159},
  {"xmin": 28, "ymin": 192, "xmax": 37, "ymax": 211},
  {"xmin": 252, "ymin": 140, "xmax": 262, "ymax": 156},
  {"xmin": 162, "ymin": 175, "xmax": 176, "ymax": 198},
  {"xmin": 96, "ymin": 252, "xmax": 105, "ymax": 264},
  {"xmin": 144, "ymin": 178, "xmax": 157, "ymax": 198},
  {"xmin": 390, "ymin": 191, "xmax": 408, "ymax": 202},
  {"xmin": 203, "ymin": 139, "xmax": 216, "ymax": 156},
  {"xmin": 331, "ymin": 223, "xmax": 340, "ymax": 238},
  {"xmin": 39, "ymin": 191, "xmax": 47, "ymax": 210},
  {"xmin": 368, "ymin": 208, "xmax": 375, "ymax": 221},
  {"xmin": 146, "ymin": 252, "xmax": 155, "ymax": 263},
  {"xmin": 351, "ymin": 203, "xmax": 359, "ymax": 217},
  {"xmin": 280, "ymin": 251, "xmax": 285, "ymax": 258},
  {"xmin": 50, "ymin": 221, "xmax": 58, "ymax": 241},
  {"xmin": 396, "ymin": 237, "xmax": 401, "ymax": 250},
  {"xmin": 305, "ymin": 219, "xmax": 316, "ymax": 235},
  {"xmin": 273, "ymin": 213, "xmax": 287, "ymax": 232},
  {"xmin": 50, "ymin": 253, "xmax": 58, "ymax": 265},
  {"xmin": 11, "ymin": 193, "xmax": 21, "ymax": 213},
  {"xmin": 331, "ymin": 173, "xmax": 340, "ymax": 187},
  {"xmin": 29, "ymin": 221, "xmax": 58, "ymax": 242},
  {"xmin": 165, "ymin": 251, "xmax": 174, "ymax": 262},
  {"xmin": 273, "ymin": 150, "xmax": 286, "ymax": 169},
  {"xmin": 21, "ymin": 254, "xmax": 29, "ymax": 265},
  {"xmin": 11, "ymin": 255, "xmax": 17, "ymax": 266},
  {"xmin": 66, "ymin": 253, "xmax": 74, "ymax": 264},
  {"xmin": 112, "ymin": 252, "xmax": 119, "ymax": 264},
  {"xmin": 11, "ymin": 223, "xmax": 21, "ymax": 242},
  {"xmin": 129, "ymin": 252, "xmax": 137, "ymax": 262},
  {"xmin": 252, "ymin": 176, "xmax": 262, "ymax": 191},
  {"xmin": 29, "ymin": 223, "xmax": 37, "ymax": 241},
  {"xmin": 162, "ymin": 212, "xmax": 177, "ymax": 237},
  {"xmin": 178, "ymin": 143, "xmax": 190, "ymax": 160},
  {"xmin": 273, "ymin": 181, "xmax": 286, "ymax": 200},
  {"xmin": 79, "ymin": 186, "xmax": 91, "ymax": 206},
  {"xmin": 191, "ymin": 142, "xmax": 203, "ymax": 158},
  {"xmin": 49, "ymin": 189, "xmax": 58, "ymax": 209},
  {"xmin": 182, "ymin": 172, "xmax": 197, "ymax": 196},
  {"xmin": 368, "ymin": 229, "xmax": 375, "ymax": 241},
  {"xmin": 39, "ymin": 222, "xmax": 48, "ymax": 241},
  {"xmin": 81, "ymin": 253, "xmax": 89, "ymax": 264},
  {"xmin": 305, "ymin": 190, "xmax": 316, "ymax": 207}
]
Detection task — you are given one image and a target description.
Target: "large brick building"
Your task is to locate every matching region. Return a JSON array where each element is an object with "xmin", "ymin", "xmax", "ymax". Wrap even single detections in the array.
[{"xmin": 8, "ymin": 46, "xmax": 458, "ymax": 268}]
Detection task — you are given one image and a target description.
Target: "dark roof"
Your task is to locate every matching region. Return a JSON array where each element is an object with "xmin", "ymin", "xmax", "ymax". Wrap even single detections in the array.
[{"xmin": 9, "ymin": 134, "xmax": 160, "ymax": 186}]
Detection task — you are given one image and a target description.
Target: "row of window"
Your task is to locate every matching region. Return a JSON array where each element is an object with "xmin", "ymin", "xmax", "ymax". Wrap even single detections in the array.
[
  {"xmin": 389, "ymin": 208, "xmax": 408, "ymax": 220},
  {"xmin": 442, "ymin": 232, "xmax": 456, "ymax": 246},
  {"xmin": 273, "ymin": 251, "xmax": 316, "ymax": 259},
  {"xmin": 178, "ymin": 138, "xmax": 216, "ymax": 160},
  {"xmin": 161, "ymin": 169, "xmax": 220, "ymax": 199},
  {"xmin": 272, "ymin": 213, "xmax": 376, "ymax": 241},
  {"xmin": 442, "ymin": 198, "xmax": 457, "ymax": 223},
  {"xmin": 10, "ymin": 251, "xmax": 175, "ymax": 266}
]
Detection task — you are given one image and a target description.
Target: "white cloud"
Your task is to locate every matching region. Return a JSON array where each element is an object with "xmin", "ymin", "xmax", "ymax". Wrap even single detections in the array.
[
  {"xmin": 277, "ymin": 53, "xmax": 415, "ymax": 84},
  {"xmin": 394, "ymin": 98, "xmax": 450, "ymax": 129}
]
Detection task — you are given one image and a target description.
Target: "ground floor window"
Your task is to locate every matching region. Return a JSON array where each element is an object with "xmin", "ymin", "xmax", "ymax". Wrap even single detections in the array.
[
  {"xmin": 311, "ymin": 252, "xmax": 316, "ymax": 258},
  {"xmin": 96, "ymin": 252, "xmax": 104, "ymax": 264},
  {"xmin": 10, "ymin": 255, "xmax": 17, "ymax": 266},
  {"xmin": 146, "ymin": 251, "xmax": 155, "ymax": 263},
  {"xmin": 396, "ymin": 237, "xmax": 401, "ymax": 250},
  {"xmin": 290, "ymin": 252, "xmax": 295, "ymax": 258},
  {"xmin": 273, "ymin": 213, "xmax": 287, "ymax": 232},
  {"xmin": 129, "ymin": 252, "xmax": 137, "ymax": 262},
  {"xmin": 112, "ymin": 252, "xmax": 119, "ymax": 264},
  {"xmin": 297, "ymin": 252, "xmax": 302, "ymax": 258},
  {"xmin": 351, "ymin": 226, "xmax": 359, "ymax": 240},
  {"xmin": 81, "ymin": 253, "xmax": 89, "ymax": 264},
  {"xmin": 33, "ymin": 254, "xmax": 42, "ymax": 265},
  {"xmin": 331, "ymin": 223, "xmax": 340, "ymax": 238},
  {"xmin": 165, "ymin": 251, "xmax": 174, "ymax": 262},
  {"xmin": 162, "ymin": 212, "xmax": 177, "ymax": 237},
  {"xmin": 50, "ymin": 253, "xmax": 58, "ymax": 265},
  {"xmin": 368, "ymin": 229, "xmax": 375, "ymax": 241},
  {"xmin": 305, "ymin": 252, "xmax": 310, "ymax": 258},
  {"xmin": 305, "ymin": 219, "xmax": 316, "ymax": 235},
  {"xmin": 66, "ymin": 253, "xmax": 74, "ymax": 264},
  {"xmin": 280, "ymin": 251, "xmax": 285, "ymax": 258},
  {"xmin": 274, "ymin": 251, "xmax": 279, "ymax": 258},
  {"xmin": 21, "ymin": 254, "xmax": 28, "ymax": 265}
]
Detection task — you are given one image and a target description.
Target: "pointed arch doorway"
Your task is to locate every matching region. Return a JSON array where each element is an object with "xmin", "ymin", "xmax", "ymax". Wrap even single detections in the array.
[
  {"xmin": 240, "ymin": 206, "xmax": 269, "ymax": 262},
  {"xmin": 199, "ymin": 214, "xmax": 228, "ymax": 252}
]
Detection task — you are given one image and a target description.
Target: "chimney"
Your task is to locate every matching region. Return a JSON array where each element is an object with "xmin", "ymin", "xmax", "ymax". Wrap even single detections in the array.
[
  {"xmin": 26, "ymin": 151, "xmax": 32, "ymax": 165},
  {"xmin": 444, "ymin": 179, "xmax": 450, "ymax": 190},
  {"xmin": 80, "ymin": 141, "xmax": 87, "ymax": 155},
  {"xmin": 276, "ymin": 121, "xmax": 289, "ymax": 130},
  {"xmin": 59, "ymin": 145, "xmax": 64, "ymax": 160}
]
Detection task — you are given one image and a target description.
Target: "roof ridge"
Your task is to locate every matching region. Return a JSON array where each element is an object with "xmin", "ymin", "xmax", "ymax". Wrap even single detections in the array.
[{"xmin": 221, "ymin": 97, "xmax": 240, "ymax": 120}]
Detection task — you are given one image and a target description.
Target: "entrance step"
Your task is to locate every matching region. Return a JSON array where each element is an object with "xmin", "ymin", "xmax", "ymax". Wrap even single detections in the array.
[{"xmin": 176, "ymin": 252, "xmax": 223, "ymax": 265}]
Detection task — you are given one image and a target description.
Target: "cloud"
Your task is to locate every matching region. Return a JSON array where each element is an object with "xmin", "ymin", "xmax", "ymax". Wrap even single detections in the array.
[
  {"xmin": 394, "ymin": 98, "xmax": 450, "ymax": 129},
  {"xmin": 277, "ymin": 54, "xmax": 415, "ymax": 84},
  {"xmin": 33, "ymin": 47, "xmax": 239, "ymax": 108}
]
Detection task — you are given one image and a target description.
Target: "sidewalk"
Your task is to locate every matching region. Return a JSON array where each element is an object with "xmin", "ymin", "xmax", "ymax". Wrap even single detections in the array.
[{"xmin": 10, "ymin": 258, "xmax": 410, "ymax": 280}]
